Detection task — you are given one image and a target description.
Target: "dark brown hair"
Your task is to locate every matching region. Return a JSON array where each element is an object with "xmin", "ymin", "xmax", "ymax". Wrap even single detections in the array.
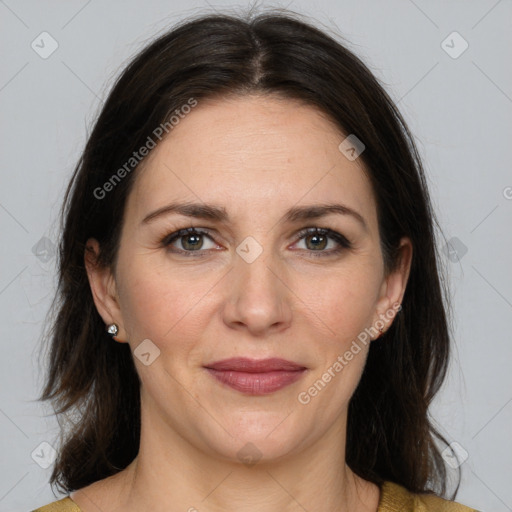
[{"xmin": 39, "ymin": 7, "xmax": 459, "ymax": 499}]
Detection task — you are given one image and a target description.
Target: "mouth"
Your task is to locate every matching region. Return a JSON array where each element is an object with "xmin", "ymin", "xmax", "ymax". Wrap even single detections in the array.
[{"xmin": 203, "ymin": 357, "xmax": 307, "ymax": 395}]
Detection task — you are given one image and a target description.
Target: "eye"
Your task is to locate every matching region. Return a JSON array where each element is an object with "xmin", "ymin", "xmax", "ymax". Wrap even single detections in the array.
[
  {"xmin": 162, "ymin": 227, "xmax": 219, "ymax": 256},
  {"xmin": 293, "ymin": 227, "xmax": 352, "ymax": 257},
  {"xmin": 161, "ymin": 226, "xmax": 352, "ymax": 258}
]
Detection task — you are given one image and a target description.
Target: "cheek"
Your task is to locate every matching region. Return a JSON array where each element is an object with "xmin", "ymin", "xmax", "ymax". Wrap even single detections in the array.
[
  {"xmin": 292, "ymin": 267, "xmax": 380, "ymax": 423},
  {"xmin": 117, "ymin": 256, "xmax": 219, "ymax": 346},
  {"xmin": 293, "ymin": 264, "xmax": 381, "ymax": 345}
]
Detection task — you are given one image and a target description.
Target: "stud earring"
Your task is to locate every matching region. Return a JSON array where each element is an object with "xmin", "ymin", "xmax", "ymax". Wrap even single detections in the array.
[{"xmin": 106, "ymin": 323, "xmax": 119, "ymax": 337}]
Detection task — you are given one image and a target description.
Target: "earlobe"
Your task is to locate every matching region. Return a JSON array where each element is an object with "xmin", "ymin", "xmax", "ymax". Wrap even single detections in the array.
[{"xmin": 84, "ymin": 238, "xmax": 127, "ymax": 342}]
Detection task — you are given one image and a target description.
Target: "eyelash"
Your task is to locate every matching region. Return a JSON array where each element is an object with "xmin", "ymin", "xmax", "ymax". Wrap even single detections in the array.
[{"xmin": 160, "ymin": 226, "xmax": 352, "ymax": 258}]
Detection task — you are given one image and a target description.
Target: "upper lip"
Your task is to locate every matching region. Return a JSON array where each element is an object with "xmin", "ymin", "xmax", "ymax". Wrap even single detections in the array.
[{"xmin": 204, "ymin": 357, "xmax": 306, "ymax": 372}]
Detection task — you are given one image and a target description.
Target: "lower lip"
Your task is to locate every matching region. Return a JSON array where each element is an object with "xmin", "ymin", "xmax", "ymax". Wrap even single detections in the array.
[{"xmin": 205, "ymin": 368, "xmax": 306, "ymax": 395}]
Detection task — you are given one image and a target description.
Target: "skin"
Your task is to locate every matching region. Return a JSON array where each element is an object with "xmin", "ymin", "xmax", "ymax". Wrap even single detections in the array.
[{"xmin": 76, "ymin": 94, "xmax": 412, "ymax": 512}]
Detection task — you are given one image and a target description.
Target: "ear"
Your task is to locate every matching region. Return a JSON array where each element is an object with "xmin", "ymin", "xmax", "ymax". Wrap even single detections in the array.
[
  {"xmin": 372, "ymin": 237, "xmax": 413, "ymax": 336},
  {"xmin": 84, "ymin": 238, "xmax": 128, "ymax": 343}
]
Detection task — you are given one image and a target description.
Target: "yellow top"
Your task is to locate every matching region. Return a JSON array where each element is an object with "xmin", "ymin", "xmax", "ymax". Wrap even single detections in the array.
[{"xmin": 32, "ymin": 481, "xmax": 478, "ymax": 511}]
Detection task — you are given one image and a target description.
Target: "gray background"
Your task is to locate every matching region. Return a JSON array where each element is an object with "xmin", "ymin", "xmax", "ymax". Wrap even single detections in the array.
[{"xmin": 1, "ymin": 1, "xmax": 511, "ymax": 511}]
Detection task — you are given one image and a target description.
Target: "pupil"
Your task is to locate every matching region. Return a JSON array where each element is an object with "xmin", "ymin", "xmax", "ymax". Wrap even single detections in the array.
[
  {"xmin": 307, "ymin": 234, "xmax": 327, "ymax": 250},
  {"xmin": 183, "ymin": 234, "xmax": 203, "ymax": 250}
]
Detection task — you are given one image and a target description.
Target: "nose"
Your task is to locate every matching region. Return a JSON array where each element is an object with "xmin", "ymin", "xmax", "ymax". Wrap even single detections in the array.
[{"xmin": 222, "ymin": 249, "xmax": 293, "ymax": 336}]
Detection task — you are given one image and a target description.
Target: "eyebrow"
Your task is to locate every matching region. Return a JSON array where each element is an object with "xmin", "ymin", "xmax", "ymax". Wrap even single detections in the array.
[{"xmin": 141, "ymin": 201, "xmax": 367, "ymax": 230}]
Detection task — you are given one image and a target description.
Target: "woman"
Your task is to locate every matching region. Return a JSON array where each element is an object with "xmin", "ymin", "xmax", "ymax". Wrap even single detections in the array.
[{"xmin": 33, "ymin": 8, "xmax": 478, "ymax": 512}]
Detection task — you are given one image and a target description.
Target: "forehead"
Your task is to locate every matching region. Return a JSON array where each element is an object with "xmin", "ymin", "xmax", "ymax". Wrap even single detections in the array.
[{"xmin": 126, "ymin": 94, "xmax": 377, "ymax": 228}]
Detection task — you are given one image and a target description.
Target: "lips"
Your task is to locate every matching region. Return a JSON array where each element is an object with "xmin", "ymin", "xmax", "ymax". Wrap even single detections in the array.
[
  {"xmin": 204, "ymin": 357, "xmax": 306, "ymax": 372},
  {"xmin": 204, "ymin": 357, "xmax": 307, "ymax": 395}
]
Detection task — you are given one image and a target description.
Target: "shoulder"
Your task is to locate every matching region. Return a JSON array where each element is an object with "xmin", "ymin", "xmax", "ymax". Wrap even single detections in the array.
[
  {"xmin": 379, "ymin": 481, "xmax": 479, "ymax": 512},
  {"xmin": 31, "ymin": 497, "xmax": 82, "ymax": 512}
]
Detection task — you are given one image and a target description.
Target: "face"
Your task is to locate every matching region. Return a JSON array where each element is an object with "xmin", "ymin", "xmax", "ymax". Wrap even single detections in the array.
[{"xmin": 86, "ymin": 94, "xmax": 410, "ymax": 465}]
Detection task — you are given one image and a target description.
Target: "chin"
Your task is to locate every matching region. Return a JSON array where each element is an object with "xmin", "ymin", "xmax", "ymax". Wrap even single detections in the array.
[{"xmin": 197, "ymin": 410, "xmax": 308, "ymax": 466}]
